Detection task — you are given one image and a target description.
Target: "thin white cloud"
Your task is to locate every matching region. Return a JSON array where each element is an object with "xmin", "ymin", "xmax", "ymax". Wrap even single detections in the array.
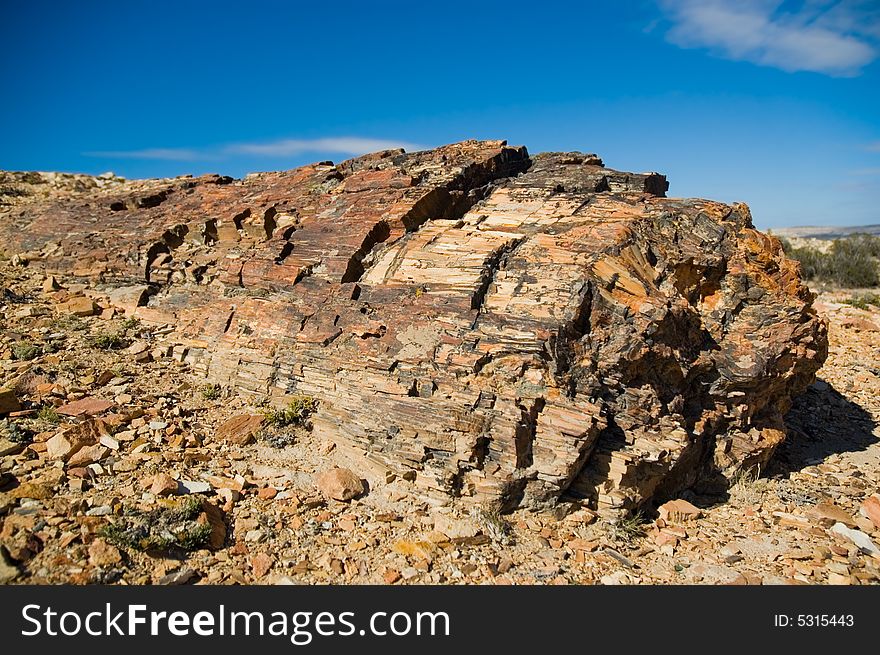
[
  {"xmin": 658, "ymin": 0, "xmax": 879, "ymax": 76},
  {"xmin": 866, "ymin": 141, "xmax": 880, "ymax": 152},
  {"xmin": 83, "ymin": 147, "xmax": 203, "ymax": 161},
  {"xmin": 227, "ymin": 137, "xmax": 425, "ymax": 157},
  {"xmin": 84, "ymin": 136, "xmax": 425, "ymax": 162}
]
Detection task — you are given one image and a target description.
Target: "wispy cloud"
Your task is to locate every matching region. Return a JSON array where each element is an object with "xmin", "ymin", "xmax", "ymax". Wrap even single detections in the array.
[
  {"xmin": 82, "ymin": 147, "xmax": 204, "ymax": 161},
  {"xmin": 866, "ymin": 141, "xmax": 880, "ymax": 152},
  {"xmin": 658, "ymin": 1, "xmax": 880, "ymax": 76},
  {"xmin": 227, "ymin": 137, "xmax": 425, "ymax": 157},
  {"xmin": 84, "ymin": 136, "xmax": 424, "ymax": 162}
]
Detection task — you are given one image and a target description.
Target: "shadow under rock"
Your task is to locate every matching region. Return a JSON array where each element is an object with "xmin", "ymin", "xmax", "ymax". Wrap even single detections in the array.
[{"xmin": 768, "ymin": 377, "xmax": 879, "ymax": 476}]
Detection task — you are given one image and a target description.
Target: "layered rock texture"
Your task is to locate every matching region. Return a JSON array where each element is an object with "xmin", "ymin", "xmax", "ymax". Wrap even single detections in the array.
[{"xmin": 0, "ymin": 141, "xmax": 828, "ymax": 514}]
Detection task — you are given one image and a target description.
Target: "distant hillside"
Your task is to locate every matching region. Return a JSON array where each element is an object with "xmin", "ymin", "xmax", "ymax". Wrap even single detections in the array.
[{"xmin": 770, "ymin": 224, "xmax": 880, "ymax": 240}]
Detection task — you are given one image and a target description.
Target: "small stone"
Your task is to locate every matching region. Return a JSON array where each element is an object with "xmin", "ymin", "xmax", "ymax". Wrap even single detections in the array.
[
  {"xmin": 45, "ymin": 433, "xmax": 74, "ymax": 460},
  {"xmin": 257, "ymin": 487, "xmax": 278, "ymax": 500},
  {"xmin": 251, "ymin": 552, "xmax": 274, "ymax": 578},
  {"xmin": 861, "ymin": 495, "xmax": 880, "ymax": 530},
  {"xmin": 807, "ymin": 502, "xmax": 856, "ymax": 527},
  {"xmin": 568, "ymin": 538, "xmax": 600, "ymax": 552},
  {"xmin": 197, "ymin": 501, "xmax": 227, "ymax": 549},
  {"xmin": 58, "ymin": 296, "xmax": 99, "ymax": 316},
  {"xmin": 149, "ymin": 473, "xmax": 179, "ymax": 496},
  {"xmin": 383, "ymin": 568, "xmax": 402, "ymax": 584},
  {"xmin": 88, "ymin": 538, "xmax": 122, "ymax": 567},
  {"xmin": 831, "ymin": 522, "xmax": 879, "ymax": 556},
  {"xmin": 215, "ymin": 414, "xmax": 265, "ymax": 445},
  {"xmin": 67, "ymin": 443, "xmax": 109, "ymax": 467},
  {"xmin": 57, "ymin": 397, "xmax": 114, "ymax": 417},
  {"xmin": 158, "ymin": 568, "xmax": 196, "ymax": 585},
  {"xmin": 0, "ymin": 547, "xmax": 20, "ymax": 584},
  {"xmin": 0, "ymin": 389, "xmax": 22, "ymax": 415},
  {"xmin": 99, "ymin": 435, "xmax": 120, "ymax": 450},
  {"xmin": 42, "ymin": 276, "xmax": 60, "ymax": 292},
  {"xmin": 127, "ymin": 341, "xmax": 150, "ymax": 355},
  {"xmin": 178, "ymin": 479, "xmax": 211, "ymax": 494},
  {"xmin": 8, "ymin": 482, "xmax": 53, "ymax": 500},
  {"xmin": 0, "ymin": 438, "xmax": 24, "ymax": 457},
  {"xmin": 658, "ymin": 498, "xmax": 702, "ymax": 523},
  {"xmin": 315, "ymin": 467, "xmax": 365, "ymax": 501}
]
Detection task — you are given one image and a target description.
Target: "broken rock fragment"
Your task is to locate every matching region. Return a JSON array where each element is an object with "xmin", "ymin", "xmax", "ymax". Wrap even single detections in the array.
[
  {"xmin": 215, "ymin": 414, "xmax": 264, "ymax": 445},
  {"xmin": 315, "ymin": 468, "xmax": 365, "ymax": 501}
]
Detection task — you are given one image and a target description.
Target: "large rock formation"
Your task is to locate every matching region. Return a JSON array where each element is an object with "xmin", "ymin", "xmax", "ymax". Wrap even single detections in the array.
[{"xmin": 0, "ymin": 140, "xmax": 827, "ymax": 514}]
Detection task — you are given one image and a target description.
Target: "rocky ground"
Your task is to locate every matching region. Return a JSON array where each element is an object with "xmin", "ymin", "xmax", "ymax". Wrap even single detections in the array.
[{"xmin": 1, "ymin": 236, "xmax": 879, "ymax": 588}]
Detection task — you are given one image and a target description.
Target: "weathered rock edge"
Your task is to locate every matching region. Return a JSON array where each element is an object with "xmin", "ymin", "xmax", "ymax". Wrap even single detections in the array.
[{"xmin": 0, "ymin": 140, "xmax": 828, "ymax": 515}]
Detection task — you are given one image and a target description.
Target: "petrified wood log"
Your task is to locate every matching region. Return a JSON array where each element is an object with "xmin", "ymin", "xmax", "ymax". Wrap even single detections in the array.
[{"xmin": 0, "ymin": 140, "xmax": 828, "ymax": 514}]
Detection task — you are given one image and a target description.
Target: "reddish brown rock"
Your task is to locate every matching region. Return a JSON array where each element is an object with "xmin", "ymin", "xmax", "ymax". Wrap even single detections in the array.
[
  {"xmin": 0, "ymin": 389, "xmax": 21, "ymax": 415},
  {"xmin": 67, "ymin": 443, "xmax": 110, "ymax": 467},
  {"xmin": 215, "ymin": 414, "xmax": 265, "ymax": 445},
  {"xmin": 148, "ymin": 473, "xmax": 179, "ymax": 496},
  {"xmin": 88, "ymin": 538, "xmax": 122, "ymax": 567},
  {"xmin": 862, "ymin": 495, "xmax": 880, "ymax": 530},
  {"xmin": 251, "ymin": 552, "xmax": 274, "ymax": 579},
  {"xmin": 658, "ymin": 499, "xmax": 703, "ymax": 523},
  {"xmin": 0, "ymin": 140, "xmax": 827, "ymax": 516},
  {"xmin": 57, "ymin": 397, "xmax": 114, "ymax": 417},
  {"xmin": 45, "ymin": 419, "xmax": 106, "ymax": 461},
  {"xmin": 316, "ymin": 468, "xmax": 365, "ymax": 501},
  {"xmin": 58, "ymin": 296, "xmax": 99, "ymax": 316},
  {"xmin": 198, "ymin": 501, "xmax": 227, "ymax": 549}
]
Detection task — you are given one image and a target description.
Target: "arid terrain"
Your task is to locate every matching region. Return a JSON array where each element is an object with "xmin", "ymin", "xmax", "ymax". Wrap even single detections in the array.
[{"xmin": 1, "ymin": 146, "xmax": 878, "ymax": 585}]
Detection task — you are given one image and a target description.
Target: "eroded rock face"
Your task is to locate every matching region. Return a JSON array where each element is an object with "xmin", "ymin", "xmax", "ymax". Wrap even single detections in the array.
[{"xmin": 0, "ymin": 140, "xmax": 828, "ymax": 514}]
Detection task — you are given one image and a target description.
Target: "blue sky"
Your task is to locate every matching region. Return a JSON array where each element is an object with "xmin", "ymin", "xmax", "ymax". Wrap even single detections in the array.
[{"xmin": 1, "ymin": 0, "xmax": 878, "ymax": 228}]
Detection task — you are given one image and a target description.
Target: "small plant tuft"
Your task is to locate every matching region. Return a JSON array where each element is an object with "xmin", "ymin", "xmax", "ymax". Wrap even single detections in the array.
[
  {"xmin": 89, "ymin": 330, "xmax": 128, "ymax": 350},
  {"xmin": 262, "ymin": 396, "xmax": 318, "ymax": 429},
  {"xmin": 36, "ymin": 405, "xmax": 61, "ymax": 425},
  {"xmin": 781, "ymin": 234, "xmax": 880, "ymax": 288},
  {"xmin": 843, "ymin": 292, "xmax": 880, "ymax": 310},
  {"xmin": 12, "ymin": 341, "xmax": 41, "ymax": 361},
  {"xmin": 261, "ymin": 430, "xmax": 297, "ymax": 449},
  {"xmin": 606, "ymin": 511, "xmax": 648, "ymax": 547},
  {"xmin": 474, "ymin": 505, "xmax": 514, "ymax": 545},
  {"xmin": 201, "ymin": 383, "xmax": 221, "ymax": 401},
  {"xmin": 1, "ymin": 419, "xmax": 32, "ymax": 445},
  {"xmin": 99, "ymin": 497, "xmax": 211, "ymax": 553},
  {"xmin": 120, "ymin": 317, "xmax": 141, "ymax": 332}
]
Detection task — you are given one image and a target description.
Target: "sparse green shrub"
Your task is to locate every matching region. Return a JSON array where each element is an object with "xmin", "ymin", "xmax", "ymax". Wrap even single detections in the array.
[
  {"xmin": 53, "ymin": 315, "xmax": 87, "ymax": 332},
  {"xmin": 262, "ymin": 395, "xmax": 317, "ymax": 428},
  {"xmin": 1, "ymin": 419, "xmax": 32, "ymax": 444},
  {"xmin": 843, "ymin": 292, "xmax": 880, "ymax": 310},
  {"xmin": 474, "ymin": 506, "xmax": 514, "ymax": 545},
  {"xmin": 261, "ymin": 430, "xmax": 297, "ymax": 448},
  {"xmin": 12, "ymin": 341, "xmax": 41, "ymax": 361},
  {"xmin": 782, "ymin": 234, "xmax": 880, "ymax": 288},
  {"xmin": 88, "ymin": 330, "xmax": 128, "ymax": 350},
  {"xmin": 605, "ymin": 511, "xmax": 647, "ymax": 547},
  {"xmin": 36, "ymin": 405, "xmax": 61, "ymax": 425},
  {"xmin": 201, "ymin": 384, "xmax": 221, "ymax": 401},
  {"xmin": 99, "ymin": 497, "xmax": 211, "ymax": 552}
]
